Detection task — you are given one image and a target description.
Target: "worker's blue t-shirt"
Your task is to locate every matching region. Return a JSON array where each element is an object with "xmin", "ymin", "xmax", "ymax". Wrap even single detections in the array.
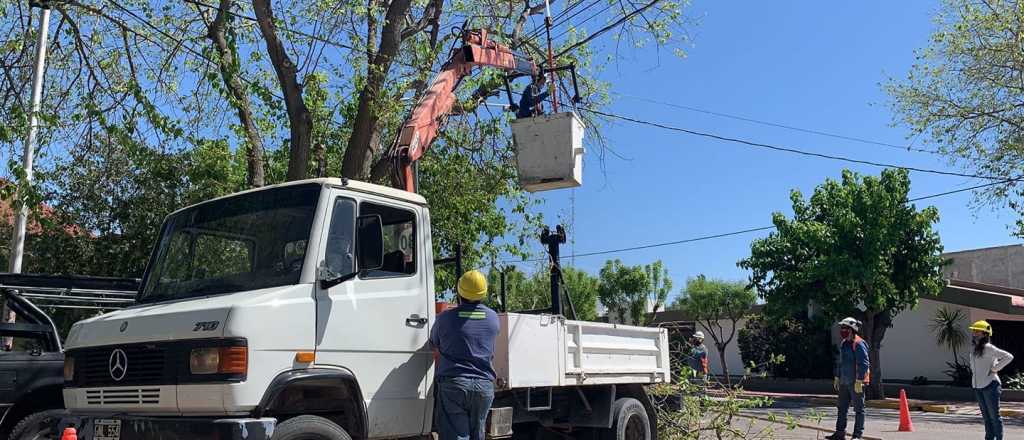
[{"xmin": 429, "ymin": 302, "xmax": 500, "ymax": 381}]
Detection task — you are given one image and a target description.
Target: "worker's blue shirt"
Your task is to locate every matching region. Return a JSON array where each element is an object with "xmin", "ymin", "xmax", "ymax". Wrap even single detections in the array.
[
  {"xmin": 834, "ymin": 336, "xmax": 871, "ymax": 385},
  {"xmin": 430, "ymin": 302, "xmax": 500, "ymax": 381}
]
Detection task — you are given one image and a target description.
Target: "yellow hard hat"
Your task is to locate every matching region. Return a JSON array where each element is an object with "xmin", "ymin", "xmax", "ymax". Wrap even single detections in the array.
[
  {"xmin": 457, "ymin": 270, "xmax": 488, "ymax": 302},
  {"xmin": 969, "ymin": 320, "xmax": 993, "ymax": 336}
]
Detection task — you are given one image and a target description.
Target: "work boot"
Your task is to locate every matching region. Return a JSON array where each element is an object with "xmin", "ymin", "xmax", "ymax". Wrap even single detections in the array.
[{"xmin": 823, "ymin": 433, "xmax": 845, "ymax": 440}]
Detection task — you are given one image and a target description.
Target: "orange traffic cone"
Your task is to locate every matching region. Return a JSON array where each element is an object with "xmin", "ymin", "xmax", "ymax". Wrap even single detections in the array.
[
  {"xmin": 60, "ymin": 427, "xmax": 78, "ymax": 440},
  {"xmin": 898, "ymin": 389, "xmax": 914, "ymax": 432}
]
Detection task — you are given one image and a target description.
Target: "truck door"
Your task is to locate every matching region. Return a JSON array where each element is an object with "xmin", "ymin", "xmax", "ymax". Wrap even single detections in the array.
[{"xmin": 314, "ymin": 192, "xmax": 432, "ymax": 438}]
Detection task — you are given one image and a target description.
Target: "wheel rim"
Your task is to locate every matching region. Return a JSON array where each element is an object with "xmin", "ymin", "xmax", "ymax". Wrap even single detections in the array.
[{"xmin": 623, "ymin": 413, "xmax": 646, "ymax": 440}]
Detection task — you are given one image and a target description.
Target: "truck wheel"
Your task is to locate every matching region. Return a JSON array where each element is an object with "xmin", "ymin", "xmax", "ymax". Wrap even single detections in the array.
[
  {"xmin": 272, "ymin": 415, "xmax": 353, "ymax": 440},
  {"xmin": 8, "ymin": 409, "xmax": 66, "ymax": 440},
  {"xmin": 600, "ymin": 398, "xmax": 650, "ymax": 440}
]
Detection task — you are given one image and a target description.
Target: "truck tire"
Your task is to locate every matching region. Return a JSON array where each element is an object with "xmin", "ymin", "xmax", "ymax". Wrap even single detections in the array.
[
  {"xmin": 272, "ymin": 415, "xmax": 353, "ymax": 440},
  {"xmin": 8, "ymin": 409, "xmax": 66, "ymax": 440},
  {"xmin": 600, "ymin": 398, "xmax": 650, "ymax": 440}
]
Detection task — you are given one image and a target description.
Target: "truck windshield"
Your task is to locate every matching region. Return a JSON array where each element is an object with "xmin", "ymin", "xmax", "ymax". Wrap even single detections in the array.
[{"xmin": 138, "ymin": 184, "xmax": 321, "ymax": 304}]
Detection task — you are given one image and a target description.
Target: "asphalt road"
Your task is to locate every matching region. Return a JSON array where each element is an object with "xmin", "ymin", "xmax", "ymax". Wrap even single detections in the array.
[{"xmin": 737, "ymin": 401, "xmax": 1024, "ymax": 440}]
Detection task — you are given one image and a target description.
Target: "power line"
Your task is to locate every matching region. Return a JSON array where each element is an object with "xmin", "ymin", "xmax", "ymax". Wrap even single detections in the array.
[
  {"xmin": 553, "ymin": 0, "xmax": 663, "ymax": 60},
  {"xmin": 501, "ymin": 177, "xmax": 1023, "ymax": 264},
  {"xmin": 552, "ymin": 2, "xmax": 615, "ymax": 41},
  {"xmin": 527, "ymin": 0, "xmax": 605, "ymax": 41},
  {"xmin": 613, "ymin": 93, "xmax": 944, "ymax": 156},
  {"xmin": 581, "ymin": 107, "xmax": 1002, "ymax": 181}
]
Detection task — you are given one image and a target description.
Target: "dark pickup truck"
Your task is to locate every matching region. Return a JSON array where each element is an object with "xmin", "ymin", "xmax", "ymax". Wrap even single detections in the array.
[{"xmin": 0, "ymin": 274, "xmax": 137, "ymax": 440}]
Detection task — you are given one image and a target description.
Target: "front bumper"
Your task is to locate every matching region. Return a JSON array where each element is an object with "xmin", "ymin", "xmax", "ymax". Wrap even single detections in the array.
[{"xmin": 57, "ymin": 415, "xmax": 276, "ymax": 440}]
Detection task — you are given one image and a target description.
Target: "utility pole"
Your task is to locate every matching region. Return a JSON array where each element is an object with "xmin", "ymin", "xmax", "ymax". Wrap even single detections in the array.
[{"xmin": 4, "ymin": 0, "xmax": 53, "ymax": 349}]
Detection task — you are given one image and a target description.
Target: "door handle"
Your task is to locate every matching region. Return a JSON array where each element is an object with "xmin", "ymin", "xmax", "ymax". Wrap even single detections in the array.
[{"xmin": 406, "ymin": 314, "xmax": 428, "ymax": 326}]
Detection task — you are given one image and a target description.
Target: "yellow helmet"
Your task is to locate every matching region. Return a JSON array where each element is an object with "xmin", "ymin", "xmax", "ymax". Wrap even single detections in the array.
[
  {"xmin": 969, "ymin": 320, "xmax": 993, "ymax": 336},
  {"xmin": 457, "ymin": 270, "xmax": 488, "ymax": 302}
]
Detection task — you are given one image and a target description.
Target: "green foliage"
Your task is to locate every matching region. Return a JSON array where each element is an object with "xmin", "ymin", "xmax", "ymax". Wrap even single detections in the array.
[
  {"xmin": 930, "ymin": 306, "xmax": 968, "ymax": 365},
  {"xmin": 740, "ymin": 169, "xmax": 946, "ymax": 398},
  {"xmin": 644, "ymin": 260, "xmax": 672, "ymax": 316},
  {"xmin": 1005, "ymin": 371, "xmax": 1024, "ymax": 391},
  {"xmin": 887, "ymin": 0, "xmax": 1024, "ymax": 236},
  {"xmin": 484, "ymin": 266, "xmax": 599, "ymax": 321},
  {"xmin": 677, "ymin": 275, "xmax": 756, "ymax": 383},
  {"xmin": 597, "ymin": 259, "xmax": 649, "ymax": 324},
  {"xmin": 737, "ymin": 314, "xmax": 834, "ymax": 379}
]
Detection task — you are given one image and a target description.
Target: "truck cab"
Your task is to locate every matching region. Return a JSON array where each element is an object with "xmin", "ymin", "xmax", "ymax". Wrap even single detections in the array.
[{"xmin": 59, "ymin": 178, "xmax": 668, "ymax": 440}]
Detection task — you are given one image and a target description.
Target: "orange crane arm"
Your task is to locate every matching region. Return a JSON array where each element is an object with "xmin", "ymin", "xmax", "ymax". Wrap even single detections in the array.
[{"xmin": 395, "ymin": 29, "xmax": 537, "ymax": 192}]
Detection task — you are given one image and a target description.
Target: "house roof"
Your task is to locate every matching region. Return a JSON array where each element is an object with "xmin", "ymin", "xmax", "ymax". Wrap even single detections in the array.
[
  {"xmin": 937, "ymin": 279, "xmax": 1024, "ymax": 316},
  {"xmin": 646, "ymin": 304, "xmax": 765, "ymax": 326}
]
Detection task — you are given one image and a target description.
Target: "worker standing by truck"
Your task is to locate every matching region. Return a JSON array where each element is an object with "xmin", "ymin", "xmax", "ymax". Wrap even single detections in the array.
[
  {"xmin": 686, "ymin": 331, "xmax": 709, "ymax": 384},
  {"xmin": 430, "ymin": 270, "xmax": 500, "ymax": 440}
]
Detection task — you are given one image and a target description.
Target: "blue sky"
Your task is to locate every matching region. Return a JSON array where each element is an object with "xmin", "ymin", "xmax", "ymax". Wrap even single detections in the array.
[{"xmin": 513, "ymin": 0, "xmax": 1021, "ymax": 302}]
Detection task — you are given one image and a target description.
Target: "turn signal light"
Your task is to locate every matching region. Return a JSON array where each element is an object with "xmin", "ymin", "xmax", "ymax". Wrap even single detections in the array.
[
  {"xmin": 190, "ymin": 346, "xmax": 247, "ymax": 375},
  {"xmin": 295, "ymin": 351, "xmax": 315, "ymax": 363}
]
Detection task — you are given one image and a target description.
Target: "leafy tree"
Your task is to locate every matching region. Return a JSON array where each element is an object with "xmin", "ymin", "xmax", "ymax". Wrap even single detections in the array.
[
  {"xmin": 737, "ymin": 314, "xmax": 834, "ymax": 379},
  {"xmin": 740, "ymin": 169, "xmax": 947, "ymax": 398},
  {"xmin": 597, "ymin": 259, "xmax": 648, "ymax": 324},
  {"xmin": 887, "ymin": 0, "xmax": 1024, "ymax": 235},
  {"xmin": 644, "ymin": 259, "xmax": 672, "ymax": 318},
  {"xmin": 485, "ymin": 265, "xmax": 599, "ymax": 321},
  {"xmin": 677, "ymin": 275, "xmax": 755, "ymax": 385}
]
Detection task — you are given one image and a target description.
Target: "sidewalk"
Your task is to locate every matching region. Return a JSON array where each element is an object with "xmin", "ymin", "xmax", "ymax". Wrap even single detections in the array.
[{"xmin": 736, "ymin": 390, "xmax": 1024, "ymax": 418}]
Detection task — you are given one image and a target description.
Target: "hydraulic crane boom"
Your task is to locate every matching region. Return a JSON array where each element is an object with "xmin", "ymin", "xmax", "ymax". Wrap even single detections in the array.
[{"xmin": 394, "ymin": 29, "xmax": 537, "ymax": 193}]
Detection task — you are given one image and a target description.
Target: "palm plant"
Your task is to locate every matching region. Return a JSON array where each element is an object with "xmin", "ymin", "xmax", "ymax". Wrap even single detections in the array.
[{"xmin": 930, "ymin": 306, "xmax": 968, "ymax": 364}]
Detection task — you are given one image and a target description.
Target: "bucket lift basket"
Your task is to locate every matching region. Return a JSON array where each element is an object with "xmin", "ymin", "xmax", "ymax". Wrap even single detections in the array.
[{"xmin": 511, "ymin": 111, "xmax": 585, "ymax": 193}]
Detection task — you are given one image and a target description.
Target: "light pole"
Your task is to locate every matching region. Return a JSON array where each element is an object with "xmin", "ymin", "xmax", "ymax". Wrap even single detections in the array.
[{"xmin": 4, "ymin": 0, "xmax": 53, "ymax": 348}]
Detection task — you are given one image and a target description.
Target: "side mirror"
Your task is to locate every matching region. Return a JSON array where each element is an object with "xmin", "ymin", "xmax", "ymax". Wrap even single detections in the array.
[{"xmin": 356, "ymin": 214, "xmax": 384, "ymax": 272}]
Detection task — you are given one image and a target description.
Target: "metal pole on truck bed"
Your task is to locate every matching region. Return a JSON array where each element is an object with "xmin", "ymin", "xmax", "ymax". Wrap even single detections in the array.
[{"xmin": 541, "ymin": 225, "xmax": 566, "ymax": 316}]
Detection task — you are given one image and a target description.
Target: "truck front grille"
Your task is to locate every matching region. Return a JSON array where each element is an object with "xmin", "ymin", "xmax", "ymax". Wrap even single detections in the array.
[
  {"xmin": 73, "ymin": 345, "xmax": 171, "ymax": 387},
  {"xmin": 85, "ymin": 388, "xmax": 161, "ymax": 406}
]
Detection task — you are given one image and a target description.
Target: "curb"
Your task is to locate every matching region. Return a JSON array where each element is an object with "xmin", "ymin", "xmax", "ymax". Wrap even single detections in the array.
[{"xmin": 741, "ymin": 393, "xmax": 958, "ymax": 414}]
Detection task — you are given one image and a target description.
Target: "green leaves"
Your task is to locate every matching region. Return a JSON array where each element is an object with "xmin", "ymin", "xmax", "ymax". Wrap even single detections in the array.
[
  {"xmin": 597, "ymin": 259, "xmax": 649, "ymax": 324},
  {"xmin": 888, "ymin": 0, "xmax": 1024, "ymax": 236},
  {"xmin": 740, "ymin": 169, "xmax": 945, "ymax": 320}
]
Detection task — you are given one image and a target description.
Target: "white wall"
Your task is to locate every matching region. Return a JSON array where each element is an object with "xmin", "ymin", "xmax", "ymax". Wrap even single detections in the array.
[
  {"xmin": 699, "ymin": 319, "xmax": 747, "ymax": 377},
  {"xmin": 880, "ymin": 299, "xmax": 959, "ymax": 381}
]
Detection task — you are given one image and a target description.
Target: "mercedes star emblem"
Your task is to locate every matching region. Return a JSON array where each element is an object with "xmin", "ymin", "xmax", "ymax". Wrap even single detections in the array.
[{"xmin": 109, "ymin": 349, "xmax": 128, "ymax": 381}]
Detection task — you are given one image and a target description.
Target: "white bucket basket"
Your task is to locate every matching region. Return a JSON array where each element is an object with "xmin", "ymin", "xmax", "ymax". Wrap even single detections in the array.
[{"xmin": 511, "ymin": 112, "xmax": 585, "ymax": 193}]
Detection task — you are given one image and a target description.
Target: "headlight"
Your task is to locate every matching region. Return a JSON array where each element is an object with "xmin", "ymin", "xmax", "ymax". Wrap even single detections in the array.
[
  {"xmin": 63, "ymin": 356, "xmax": 75, "ymax": 382},
  {"xmin": 189, "ymin": 346, "xmax": 247, "ymax": 375}
]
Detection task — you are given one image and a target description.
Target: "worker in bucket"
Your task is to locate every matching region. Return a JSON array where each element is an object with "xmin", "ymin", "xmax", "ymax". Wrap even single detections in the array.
[
  {"xmin": 968, "ymin": 320, "xmax": 1014, "ymax": 440},
  {"xmin": 827, "ymin": 317, "xmax": 870, "ymax": 440},
  {"xmin": 686, "ymin": 331, "xmax": 709, "ymax": 384},
  {"xmin": 516, "ymin": 76, "xmax": 550, "ymax": 119},
  {"xmin": 430, "ymin": 270, "xmax": 500, "ymax": 440}
]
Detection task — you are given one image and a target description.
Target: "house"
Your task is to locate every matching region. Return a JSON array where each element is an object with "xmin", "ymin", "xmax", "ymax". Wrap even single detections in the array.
[{"xmin": 640, "ymin": 244, "xmax": 1024, "ymax": 382}]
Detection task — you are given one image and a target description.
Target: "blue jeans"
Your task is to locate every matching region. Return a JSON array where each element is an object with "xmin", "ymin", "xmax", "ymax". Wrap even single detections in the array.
[
  {"xmin": 437, "ymin": 377, "xmax": 495, "ymax": 440},
  {"xmin": 976, "ymin": 380, "xmax": 1003, "ymax": 440},
  {"xmin": 835, "ymin": 384, "xmax": 865, "ymax": 437}
]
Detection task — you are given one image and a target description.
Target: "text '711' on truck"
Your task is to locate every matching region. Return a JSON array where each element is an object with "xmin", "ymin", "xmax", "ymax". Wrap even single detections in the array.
[{"xmin": 52, "ymin": 178, "xmax": 670, "ymax": 440}]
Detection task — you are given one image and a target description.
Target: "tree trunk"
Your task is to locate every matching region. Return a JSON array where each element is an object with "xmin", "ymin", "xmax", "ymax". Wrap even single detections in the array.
[
  {"xmin": 252, "ymin": 0, "xmax": 311, "ymax": 182},
  {"xmin": 208, "ymin": 0, "xmax": 265, "ymax": 187},
  {"xmin": 861, "ymin": 310, "xmax": 892, "ymax": 400},
  {"xmin": 341, "ymin": 0, "xmax": 414, "ymax": 179},
  {"xmin": 717, "ymin": 343, "xmax": 731, "ymax": 387}
]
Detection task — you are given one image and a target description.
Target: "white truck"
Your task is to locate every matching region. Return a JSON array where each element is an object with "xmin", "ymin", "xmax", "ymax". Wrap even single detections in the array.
[{"xmin": 55, "ymin": 178, "xmax": 671, "ymax": 440}]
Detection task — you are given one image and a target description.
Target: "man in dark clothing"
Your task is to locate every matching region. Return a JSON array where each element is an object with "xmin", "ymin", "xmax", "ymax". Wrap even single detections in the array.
[
  {"xmin": 686, "ymin": 331, "xmax": 709, "ymax": 383},
  {"xmin": 430, "ymin": 270, "xmax": 500, "ymax": 440},
  {"xmin": 516, "ymin": 77, "xmax": 550, "ymax": 119},
  {"xmin": 827, "ymin": 317, "xmax": 871, "ymax": 440}
]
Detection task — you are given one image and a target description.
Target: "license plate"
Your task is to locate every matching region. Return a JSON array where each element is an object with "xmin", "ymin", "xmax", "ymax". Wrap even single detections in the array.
[{"xmin": 94, "ymin": 419, "xmax": 121, "ymax": 440}]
